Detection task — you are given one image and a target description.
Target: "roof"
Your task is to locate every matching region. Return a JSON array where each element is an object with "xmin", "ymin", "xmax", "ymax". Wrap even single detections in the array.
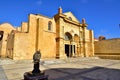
[{"xmin": 63, "ymin": 12, "xmax": 80, "ymax": 23}]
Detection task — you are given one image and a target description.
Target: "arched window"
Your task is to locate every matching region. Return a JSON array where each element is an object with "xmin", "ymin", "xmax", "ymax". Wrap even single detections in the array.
[
  {"xmin": 65, "ymin": 32, "xmax": 72, "ymax": 40},
  {"xmin": 48, "ymin": 21, "xmax": 52, "ymax": 31}
]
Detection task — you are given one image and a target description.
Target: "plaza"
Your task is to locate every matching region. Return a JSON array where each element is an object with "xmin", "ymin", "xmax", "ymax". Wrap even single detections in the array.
[{"xmin": 0, "ymin": 57, "xmax": 120, "ymax": 80}]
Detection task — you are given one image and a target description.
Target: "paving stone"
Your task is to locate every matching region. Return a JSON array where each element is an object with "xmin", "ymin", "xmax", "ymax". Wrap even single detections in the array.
[
  {"xmin": 0, "ymin": 66, "xmax": 8, "ymax": 80},
  {"xmin": 0, "ymin": 58, "xmax": 120, "ymax": 80}
]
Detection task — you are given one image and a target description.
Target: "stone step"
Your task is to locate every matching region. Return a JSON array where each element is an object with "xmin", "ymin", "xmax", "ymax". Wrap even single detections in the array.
[
  {"xmin": 95, "ymin": 55, "xmax": 120, "ymax": 60},
  {"xmin": 95, "ymin": 53, "xmax": 120, "ymax": 55}
]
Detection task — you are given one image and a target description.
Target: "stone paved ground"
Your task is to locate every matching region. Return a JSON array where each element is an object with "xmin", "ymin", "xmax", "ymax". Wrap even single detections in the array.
[{"xmin": 0, "ymin": 57, "xmax": 120, "ymax": 80}]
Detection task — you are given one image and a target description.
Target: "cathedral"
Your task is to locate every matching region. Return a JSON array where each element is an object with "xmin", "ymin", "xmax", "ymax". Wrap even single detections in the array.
[{"xmin": 0, "ymin": 7, "xmax": 94, "ymax": 60}]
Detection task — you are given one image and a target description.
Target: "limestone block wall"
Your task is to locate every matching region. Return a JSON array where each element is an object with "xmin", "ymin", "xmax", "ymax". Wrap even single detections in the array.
[
  {"xmin": 36, "ymin": 14, "xmax": 56, "ymax": 33},
  {"xmin": 13, "ymin": 33, "xmax": 35, "ymax": 60},
  {"xmin": 7, "ymin": 14, "xmax": 57, "ymax": 60},
  {"xmin": 63, "ymin": 21, "xmax": 80, "ymax": 36},
  {"xmin": 36, "ymin": 15, "xmax": 56, "ymax": 58},
  {"xmin": 94, "ymin": 39, "xmax": 120, "ymax": 59},
  {"xmin": 54, "ymin": 13, "xmax": 94, "ymax": 58},
  {"xmin": 85, "ymin": 30, "xmax": 94, "ymax": 57},
  {"xmin": 0, "ymin": 23, "xmax": 16, "ymax": 57},
  {"xmin": 6, "ymin": 31, "xmax": 14, "ymax": 58},
  {"xmin": 40, "ymin": 31, "xmax": 56, "ymax": 58},
  {"xmin": 21, "ymin": 22, "xmax": 28, "ymax": 32},
  {"xmin": 16, "ymin": 27, "xmax": 21, "ymax": 31},
  {"xmin": 60, "ymin": 17, "xmax": 81, "ymax": 57},
  {"xmin": 0, "ymin": 11, "xmax": 95, "ymax": 60}
]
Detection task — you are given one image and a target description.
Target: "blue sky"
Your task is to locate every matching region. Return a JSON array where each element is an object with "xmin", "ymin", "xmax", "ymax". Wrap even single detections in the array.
[{"xmin": 0, "ymin": 0, "xmax": 120, "ymax": 39}]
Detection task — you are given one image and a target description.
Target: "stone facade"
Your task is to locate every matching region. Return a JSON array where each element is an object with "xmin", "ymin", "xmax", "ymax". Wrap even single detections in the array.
[
  {"xmin": 0, "ymin": 23, "xmax": 16, "ymax": 58},
  {"xmin": 95, "ymin": 38, "xmax": 120, "ymax": 60},
  {"xmin": 0, "ymin": 8, "xmax": 94, "ymax": 60}
]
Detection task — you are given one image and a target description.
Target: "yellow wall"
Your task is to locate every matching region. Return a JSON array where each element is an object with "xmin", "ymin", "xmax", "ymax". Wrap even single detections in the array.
[
  {"xmin": 94, "ymin": 39, "xmax": 120, "ymax": 60},
  {"xmin": 0, "ymin": 9, "xmax": 94, "ymax": 60},
  {"xmin": 0, "ymin": 23, "xmax": 16, "ymax": 57},
  {"xmin": 95, "ymin": 39, "xmax": 120, "ymax": 54}
]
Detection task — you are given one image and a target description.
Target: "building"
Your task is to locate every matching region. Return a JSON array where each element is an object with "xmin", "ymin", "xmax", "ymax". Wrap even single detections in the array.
[
  {"xmin": 0, "ymin": 7, "xmax": 94, "ymax": 60},
  {"xmin": 95, "ymin": 38, "xmax": 120, "ymax": 60},
  {"xmin": 0, "ymin": 23, "xmax": 16, "ymax": 58}
]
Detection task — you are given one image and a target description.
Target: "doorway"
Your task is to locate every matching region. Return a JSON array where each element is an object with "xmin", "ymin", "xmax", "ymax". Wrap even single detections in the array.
[
  {"xmin": 65, "ymin": 44, "xmax": 75, "ymax": 57},
  {"xmin": 65, "ymin": 44, "xmax": 70, "ymax": 57}
]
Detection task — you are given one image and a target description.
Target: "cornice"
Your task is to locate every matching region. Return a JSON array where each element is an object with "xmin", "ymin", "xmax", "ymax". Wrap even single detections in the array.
[
  {"xmin": 54, "ymin": 13, "xmax": 66, "ymax": 19},
  {"xmin": 54, "ymin": 13, "xmax": 88, "ymax": 27},
  {"xmin": 54, "ymin": 13, "xmax": 88, "ymax": 28},
  {"xmin": 63, "ymin": 17, "xmax": 82, "ymax": 27}
]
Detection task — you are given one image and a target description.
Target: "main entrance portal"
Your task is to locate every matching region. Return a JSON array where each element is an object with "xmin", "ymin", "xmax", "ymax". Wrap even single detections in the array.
[{"xmin": 65, "ymin": 44, "xmax": 75, "ymax": 57}]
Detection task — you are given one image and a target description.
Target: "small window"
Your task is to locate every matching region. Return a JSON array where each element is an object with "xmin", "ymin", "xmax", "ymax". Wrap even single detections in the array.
[
  {"xmin": 68, "ymin": 17, "xmax": 72, "ymax": 20},
  {"xmin": 48, "ymin": 21, "xmax": 52, "ymax": 31}
]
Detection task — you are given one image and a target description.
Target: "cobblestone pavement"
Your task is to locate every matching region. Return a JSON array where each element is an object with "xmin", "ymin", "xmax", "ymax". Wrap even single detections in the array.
[{"xmin": 0, "ymin": 57, "xmax": 120, "ymax": 80}]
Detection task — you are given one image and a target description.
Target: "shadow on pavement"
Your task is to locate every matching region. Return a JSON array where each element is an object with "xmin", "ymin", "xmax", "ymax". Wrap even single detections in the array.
[
  {"xmin": 0, "ymin": 66, "xmax": 8, "ymax": 80},
  {"xmin": 44, "ymin": 67, "xmax": 120, "ymax": 80}
]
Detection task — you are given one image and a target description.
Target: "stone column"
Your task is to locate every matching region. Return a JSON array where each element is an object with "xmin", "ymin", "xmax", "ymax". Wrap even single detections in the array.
[
  {"xmin": 82, "ymin": 18, "xmax": 88, "ymax": 57},
  {"xmin": 83, "ymin": 27, "xmax": 87, "ymax": 57},
  {"xmin": 71, "ymin": 40, "xmax": 75, "ymax": 57},
  {"xmin": 70, "ymin": 30, "xmax": 75, "ymax": 57},
  {"xmin": 79, "ymin": 27, "xmax": 82, "ymax": 57},
  {"xmin": 69, "ymin": 43, "xmax": 71, "ymax": 57}
]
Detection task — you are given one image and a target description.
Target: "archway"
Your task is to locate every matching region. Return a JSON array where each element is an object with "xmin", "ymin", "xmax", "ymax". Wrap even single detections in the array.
[{"xmin": 64, "ymin": 32, "xmax": 73, "ymax": 57}]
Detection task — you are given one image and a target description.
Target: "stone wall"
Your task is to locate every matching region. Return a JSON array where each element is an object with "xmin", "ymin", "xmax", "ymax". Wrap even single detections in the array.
[
  {"xmin": 0, "ymin": 8, "xmax": 94, "ymax": 60},
  {"xmin": 54, "ymin": 11, "xmax": 94, "ymax": 58},
  {"xmin": 13, "ymin": 33, "xmax": 33, "ymax": 60},
  {"xmin": 85, "ymin": 30, "xmax": 94, "ymax": 57},
  {"xmin": 94, "ymin": 38, "xmax": 120, "ymax": 59},
  {"xmin": 10, "ymin": 14, "xmax": 57, "ymax": 60},
  {"xmin": 0, "ymin": 23, "xmax": 16, "ymax": 57},
  {"xmin": 6, "ymin": 31, "xmax": 14, "ymax": 58},
  {"xmin": 36, "ymin": 15, "xmax": 56, "ymax": 58}
]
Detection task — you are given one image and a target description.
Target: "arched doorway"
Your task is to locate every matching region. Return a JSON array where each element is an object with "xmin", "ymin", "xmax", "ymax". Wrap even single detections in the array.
[{"xmin": 64, "ymin": 32, "xmax": 73, "ymax": 57}]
